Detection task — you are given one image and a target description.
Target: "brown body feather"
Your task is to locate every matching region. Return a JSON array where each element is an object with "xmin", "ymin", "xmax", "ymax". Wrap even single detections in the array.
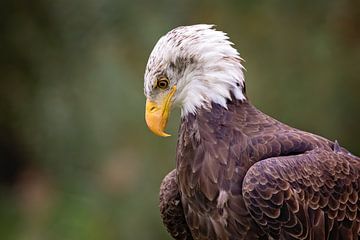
[{"xmin": 160, "ymin": 99, "xmax": 360, "ymax": 240}]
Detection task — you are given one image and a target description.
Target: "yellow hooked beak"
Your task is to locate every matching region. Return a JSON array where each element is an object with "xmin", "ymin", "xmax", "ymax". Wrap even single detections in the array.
[{"xmin": 145, "ymin": 86, "xmax": 176, "ymax": 137}]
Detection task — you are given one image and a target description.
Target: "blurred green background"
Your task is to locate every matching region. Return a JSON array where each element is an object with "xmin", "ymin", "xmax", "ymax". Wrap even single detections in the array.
[{"xmin": 0, "ymin": 0, "xmax": 359, "ymax": 239}]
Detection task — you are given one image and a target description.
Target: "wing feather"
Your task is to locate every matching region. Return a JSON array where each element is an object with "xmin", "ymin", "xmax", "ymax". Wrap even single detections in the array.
[
  {"xmin": 243, "ymin": 149, "xmax": 360, "ymax": 239},
  {"xmin": 159, "ymin": 169, "xmax": 193, "ymax": 240}
]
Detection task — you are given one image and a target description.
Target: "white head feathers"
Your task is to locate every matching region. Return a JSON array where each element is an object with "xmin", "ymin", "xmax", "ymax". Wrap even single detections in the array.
[{"xmin": 144, "ymin": 24, "xmax": 246, "ymax": 116}]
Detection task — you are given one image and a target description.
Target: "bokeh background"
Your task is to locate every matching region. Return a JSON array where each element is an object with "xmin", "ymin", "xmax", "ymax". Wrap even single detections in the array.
[{"xmin": 1, "ymin": 0, "xmax": 359, "ymax": 239}]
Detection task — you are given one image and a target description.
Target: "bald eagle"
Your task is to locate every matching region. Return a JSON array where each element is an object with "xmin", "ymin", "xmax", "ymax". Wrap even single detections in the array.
[{"xmin": 144, "ymin": 25, "xmax": 360, "ymax": 240}]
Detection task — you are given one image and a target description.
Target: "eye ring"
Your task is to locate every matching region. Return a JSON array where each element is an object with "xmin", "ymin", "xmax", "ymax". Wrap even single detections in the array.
[{"xmin": 156, "ymin": 77, "xmax": 169, "ymax": 89}]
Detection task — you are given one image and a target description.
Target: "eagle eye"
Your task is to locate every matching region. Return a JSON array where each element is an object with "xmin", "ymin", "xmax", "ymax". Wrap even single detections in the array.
[{"xmin": 157, "ymin": 77, "xmax": 169, "ymax": 89}]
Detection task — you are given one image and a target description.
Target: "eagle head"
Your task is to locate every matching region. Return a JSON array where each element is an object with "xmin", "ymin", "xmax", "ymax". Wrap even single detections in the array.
[{"xmin": 144, "ymin": 24, "xmax": 245, "ymax": 137}]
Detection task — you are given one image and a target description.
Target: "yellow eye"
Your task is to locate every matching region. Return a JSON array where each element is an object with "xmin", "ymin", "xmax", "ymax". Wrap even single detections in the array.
[{"xmin": 157, "ymin": 78, "xmax": 169, "ymax": 89}]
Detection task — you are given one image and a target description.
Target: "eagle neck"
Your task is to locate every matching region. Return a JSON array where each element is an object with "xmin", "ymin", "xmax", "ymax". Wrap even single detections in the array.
[{"xmin": 176, "ymin": 99, "xmax": 251, "ymax": 196}]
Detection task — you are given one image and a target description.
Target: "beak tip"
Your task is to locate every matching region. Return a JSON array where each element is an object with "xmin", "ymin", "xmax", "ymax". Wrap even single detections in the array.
[{"xmin": 154, "ymin": 131, "xmax": 171, "ymax": 137}]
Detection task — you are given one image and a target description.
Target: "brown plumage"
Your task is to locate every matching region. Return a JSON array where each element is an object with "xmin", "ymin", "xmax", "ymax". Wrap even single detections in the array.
[
  {"xmin": 160, "ymin": 169, "xmax": 193, "ymax": 240},
  {"xmin": 160, "ymin": 99, "xmax": 360, "ymax": 240}
]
